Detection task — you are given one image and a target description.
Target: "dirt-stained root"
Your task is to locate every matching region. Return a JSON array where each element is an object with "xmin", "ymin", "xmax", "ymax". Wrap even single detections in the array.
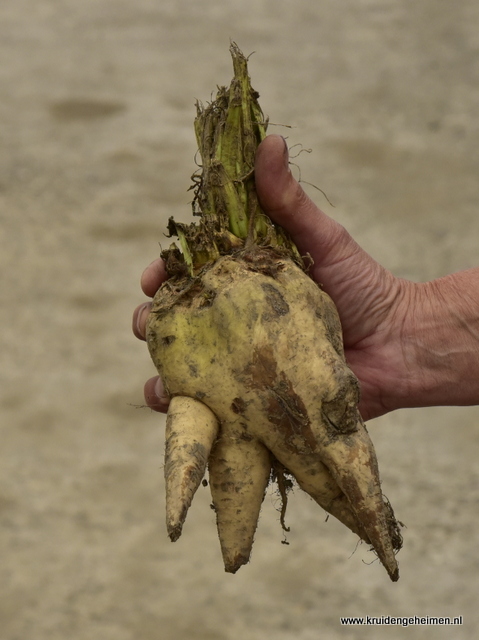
[
  {"xmin": 148, "ymin": 255, "xmax": 403, "ymax": 580},
  {"xmin": 209, "ymin": 434, "xmax": 271, "ymax": 573},
  {"xmin": 145, "ymin": 44, "xmax": 403, "ymax": 581},
  {"xmin": 164, "ymin": 396, "xmax": 218, "ymax": 542}
]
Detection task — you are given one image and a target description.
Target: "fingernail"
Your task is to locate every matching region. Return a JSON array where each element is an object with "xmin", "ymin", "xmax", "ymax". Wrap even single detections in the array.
[
  {"xmin": 136, "ymin": 302, "xmax": 151, "ymax": 339},
  {"xmin": 281, "ymin": 136, "xmax": 289, "ymax": 170},
  {"xmin": 154, "ymin": 377, "xmax": 169, "ymax": 403}
]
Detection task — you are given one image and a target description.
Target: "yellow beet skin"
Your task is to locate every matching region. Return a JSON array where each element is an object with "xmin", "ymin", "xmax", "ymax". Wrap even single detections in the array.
[
  {"xmin": 147, "ymin": 252, "xmax": 402, "ymax": 580},
  {"xmin": 164, "ymin": 396, "xmax": 218, "ymax": 542}
]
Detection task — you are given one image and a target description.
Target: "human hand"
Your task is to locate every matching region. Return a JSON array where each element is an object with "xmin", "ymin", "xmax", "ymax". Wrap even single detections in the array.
[
  {"xmin": 132, "ymin": 259, "xmax": 171, "ymax": 413},
  {"xmin": 133, "ymin": 134, "xmax": 417, "ymax": 421}
]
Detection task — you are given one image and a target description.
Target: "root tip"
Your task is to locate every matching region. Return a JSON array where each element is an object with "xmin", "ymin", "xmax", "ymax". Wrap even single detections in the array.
[
  {"xmin": 167, "ymin": 523, "xmax": 183, "ymax": 542},
  {"xmin": 389, "ymin": 567, "xmax": 400, "ymax": 582},
  {"xmin": 224, "ymin": 553, "xmax": 250, "ymax": 574}
]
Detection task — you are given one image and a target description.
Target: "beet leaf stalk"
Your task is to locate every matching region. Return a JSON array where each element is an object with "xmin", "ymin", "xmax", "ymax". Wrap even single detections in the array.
[{"xmin": 162, "ymin": 42, "xmax": 302, "ymax": 278}]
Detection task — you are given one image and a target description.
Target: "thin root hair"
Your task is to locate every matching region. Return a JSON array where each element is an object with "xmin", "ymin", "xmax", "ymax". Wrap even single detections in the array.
[
  {"xmin": 288, "ymin": 156, "xmax": 335, "ymax": 207},
  {"xmin": 348, "ymin": 536, "xmax": 363, "ymax": 559},
  {"xmin": 287, "ymin": 143, "xmax": 312, "ymax": 159},
  {"xmin": 299, "ymin": 179, "xmax": 335, "ymax": 208},
  {"xmin": 266, "ymin": 122, "xmax": 295, "ymax": 129}
]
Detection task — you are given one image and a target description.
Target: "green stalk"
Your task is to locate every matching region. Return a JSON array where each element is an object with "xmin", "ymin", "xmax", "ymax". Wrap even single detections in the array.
[{"xmin": 163, "ymin": 43, "xmax": 302, "ymax": 278}]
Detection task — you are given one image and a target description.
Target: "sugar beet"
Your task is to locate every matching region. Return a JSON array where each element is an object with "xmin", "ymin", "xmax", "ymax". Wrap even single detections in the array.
[{"xmin": 145, "ymin": 44, "xmax": 402, "ymax": 580}]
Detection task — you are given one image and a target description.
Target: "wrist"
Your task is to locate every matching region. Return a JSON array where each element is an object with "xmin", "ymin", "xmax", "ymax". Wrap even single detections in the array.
[{"xmin": 399, "ymin": 270, "xmax": 479, "ymax": 408}]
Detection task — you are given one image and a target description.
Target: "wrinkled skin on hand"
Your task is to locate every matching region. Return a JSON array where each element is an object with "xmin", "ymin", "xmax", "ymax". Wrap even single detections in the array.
[{"xmin": 146, "ymin": 251, "xmax": 402, "ymax": 580}]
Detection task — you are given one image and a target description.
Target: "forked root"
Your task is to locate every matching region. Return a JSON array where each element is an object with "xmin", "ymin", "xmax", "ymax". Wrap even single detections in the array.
[
  {"xmin": 147, "ymin": 45, "xmax": 403, "ymax": 580},
  {"xmin": 164, "ymin": 396, "xmax": 219, "ymax": 541}
]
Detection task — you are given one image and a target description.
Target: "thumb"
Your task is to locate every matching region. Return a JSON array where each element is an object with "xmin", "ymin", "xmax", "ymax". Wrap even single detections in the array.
[
  {"xmin": 254, "ymin": 135, "xmax": 358, "ymax": 273},
  {"xmin": 255, "ymin": 135, "xmax": 399, "ymax": 349}
]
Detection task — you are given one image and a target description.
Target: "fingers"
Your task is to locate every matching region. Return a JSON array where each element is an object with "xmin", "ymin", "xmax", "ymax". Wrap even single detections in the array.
[
  {"xmin": 141, "ymin": 258, "xmax": 168, "ymax": 297},
  {"xmin": 144, "ymin": 376, "xmax": 170, "ymax": 413},
  {"xmin": 135, "ymin": 259, "xmax": 170, "ymax": 412},
  {"xmin": 133, "ymin": 258, "xmax": 168, "ymax": 341},
  {"xmin": 132, "ymin": 301, "xmax": 152, "ymax": 340}
]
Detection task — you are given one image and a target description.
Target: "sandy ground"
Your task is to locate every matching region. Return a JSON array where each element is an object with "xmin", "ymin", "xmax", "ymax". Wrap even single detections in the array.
[{"xmin": 1, "ymin": 1, "xmax": 479, "ymax": 638}]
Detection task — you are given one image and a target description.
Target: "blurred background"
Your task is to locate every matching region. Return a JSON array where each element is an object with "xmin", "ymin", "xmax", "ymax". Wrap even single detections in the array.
[{"xmin": 1, "ymin": 1, "xmax": 478, "ymax": 638}]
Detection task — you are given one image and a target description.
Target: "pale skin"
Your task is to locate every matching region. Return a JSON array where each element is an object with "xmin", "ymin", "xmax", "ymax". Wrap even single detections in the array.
[{"xmin": 133, "ymin": 134, "xmax": 479, "ymax": 422}]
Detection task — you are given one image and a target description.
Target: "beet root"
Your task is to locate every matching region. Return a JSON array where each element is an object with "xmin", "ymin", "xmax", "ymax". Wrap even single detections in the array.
[{"xmin": 147, "ymin": 252, "xmax": 402, "ymax": 580}]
